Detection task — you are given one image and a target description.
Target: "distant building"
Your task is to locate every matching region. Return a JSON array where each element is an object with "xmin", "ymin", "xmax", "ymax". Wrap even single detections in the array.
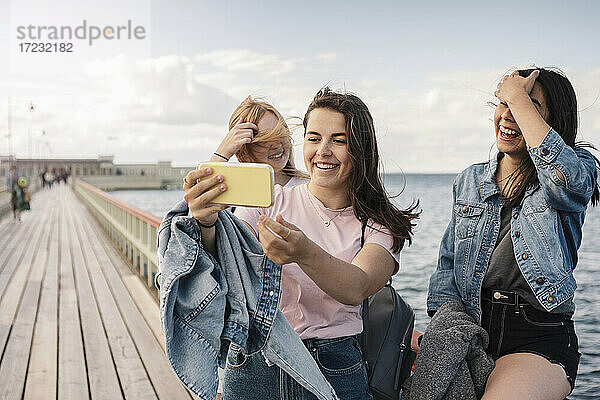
[{"xmin": 0, "ymin": 155, "xmax": 193, "ymax": 187}]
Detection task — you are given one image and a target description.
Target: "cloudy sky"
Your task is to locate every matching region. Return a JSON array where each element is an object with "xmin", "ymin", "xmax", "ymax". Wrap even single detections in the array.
[{"xmin": 1, "ymin": 0, "xmax": 599, "ymax": 172}]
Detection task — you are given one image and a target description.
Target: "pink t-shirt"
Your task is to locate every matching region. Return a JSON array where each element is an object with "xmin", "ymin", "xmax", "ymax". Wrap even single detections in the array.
[{"xmin": 235, "ymin": 183, "xmax": 400, "ymax": 339}]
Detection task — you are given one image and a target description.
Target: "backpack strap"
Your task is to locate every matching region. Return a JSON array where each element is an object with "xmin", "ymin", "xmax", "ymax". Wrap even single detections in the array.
[
  {"xmin": 359, "ymin": 219, "xmax": 394, "ymax": 369},
  {"xmin": 359, "ymin": 220, "xmax": 369, "ymax": 364}
]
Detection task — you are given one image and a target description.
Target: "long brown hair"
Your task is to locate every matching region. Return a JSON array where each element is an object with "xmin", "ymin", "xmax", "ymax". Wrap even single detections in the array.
[
  {"xmin": 498, "ymin": 68, "xmax": 600, "ymax": 207},
  {"xmin": 303, "ymin": 87, "xmax": 420, "ymax": 252},
  {"xmin": 229, "ymin": 96, "xmax": 308, "ymax": 179}
]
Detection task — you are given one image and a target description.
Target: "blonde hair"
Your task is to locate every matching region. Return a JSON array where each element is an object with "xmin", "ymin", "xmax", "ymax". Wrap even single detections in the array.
[{"xmin": 229, "ymin": 96, "xmax": 308, "ymax": 179}]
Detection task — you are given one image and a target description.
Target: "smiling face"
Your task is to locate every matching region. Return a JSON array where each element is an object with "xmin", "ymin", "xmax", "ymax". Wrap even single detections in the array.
[
  {"xmin": 494, "ymin": 82, "xmax": 549, "ymax": 158},
  {"xmin": 303, "ymin": 108, "xmax": 352, "ymax": 192},
  {"xmin": 247, "ymin": 111, "xmax": 290, "ymax": 172}
]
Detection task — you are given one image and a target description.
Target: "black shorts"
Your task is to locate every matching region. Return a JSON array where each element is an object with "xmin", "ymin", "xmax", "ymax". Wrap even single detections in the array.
[{"xmin": 481, "ymin": 289, "xmax": 580, "ymax": 392}]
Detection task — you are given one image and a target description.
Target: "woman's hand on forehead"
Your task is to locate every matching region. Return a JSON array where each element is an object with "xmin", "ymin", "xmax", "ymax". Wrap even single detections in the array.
[
  {"xmin": 215, "ymin": 122, "xmax": 258, "ymax": 159},
  {"xmin": 494, "ymin": 70, "xmax": 539, "ymax": 104}
]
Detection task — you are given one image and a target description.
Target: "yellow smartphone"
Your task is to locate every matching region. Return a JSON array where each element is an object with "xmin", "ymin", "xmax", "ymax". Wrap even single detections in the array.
[{"xmin": 197, "ymin": 162, "xmax": 274, "ymax": 208}]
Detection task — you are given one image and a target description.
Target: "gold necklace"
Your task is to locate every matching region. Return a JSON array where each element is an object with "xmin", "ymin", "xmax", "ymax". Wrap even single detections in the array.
[{"xmin": 304, "ymin": 185, "xmax": 349, "ymax": 227}]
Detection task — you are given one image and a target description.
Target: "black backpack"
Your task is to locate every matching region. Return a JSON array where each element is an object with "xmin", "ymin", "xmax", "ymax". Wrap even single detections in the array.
[{"xmin": 359, "ymin": 222, "xmax": 416, "ymax": 400}]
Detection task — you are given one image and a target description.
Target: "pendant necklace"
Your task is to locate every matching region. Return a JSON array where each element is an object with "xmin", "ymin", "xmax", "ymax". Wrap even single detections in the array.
[{"xmin": 305, "ymin": 185, "xmax": 349, "ymax": 227}]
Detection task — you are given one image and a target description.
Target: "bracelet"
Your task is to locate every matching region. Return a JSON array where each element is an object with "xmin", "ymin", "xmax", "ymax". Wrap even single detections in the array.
[
  {"xmin": 213, "ymin": 152, "xmax": 229, "ymax": 161},
  {"xmin": 197, "ymin": 219, "xmax": 217, "ymax": 229}
]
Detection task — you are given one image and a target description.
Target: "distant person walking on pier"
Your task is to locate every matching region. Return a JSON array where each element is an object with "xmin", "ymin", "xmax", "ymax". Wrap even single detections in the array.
[
  {"xmin": 39, "ymin": 168, "xmax": 47, "ymax": 189},
  {"xmin": 47, "ymin": 169, "xmax": 55, "ymax": 188},
  {"xmin": 5, "ymin": 165, "xmax": 30, "ymax": 222},
  {"xmin": 59, "ymin": 167, "xmax": 68, "ymax": 184},
  {"xmin": 42, "ymin": 169, "xmax": 50, "ymax": 188}
]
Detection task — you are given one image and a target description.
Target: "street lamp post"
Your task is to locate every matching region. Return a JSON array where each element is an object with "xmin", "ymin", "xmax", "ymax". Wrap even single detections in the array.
[
  {"xmin": 37, "ymin": 130, "xmax": 48, "ymax": 160},
  {"xmin": 28, "ymin": 101, "xmax": 35, "ymax": 158},
  {"xmin": 7, "ymin": 96, "xmax": 13, "ymax": 160},
  {"xmin": 5, "ymin": 96, "xmax": 37, "ymax": 161}
]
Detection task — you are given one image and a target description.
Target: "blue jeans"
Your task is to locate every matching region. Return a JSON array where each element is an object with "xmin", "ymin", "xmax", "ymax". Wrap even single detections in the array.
[{"xmin": 223, "ymin": 335, "xmax": 373, "ymax": 400}]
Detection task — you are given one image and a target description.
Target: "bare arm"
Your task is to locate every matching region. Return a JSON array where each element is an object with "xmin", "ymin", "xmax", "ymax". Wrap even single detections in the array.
[
  {"xmin": 504, "ymin": 94, "xmax": 550, "ymax": 148},
  {"xmin": 257, "ymin": 215, "xmax": 397, "ymax": 306},
  {"xmin": 298, "ymin": 242, "xmax": 396, "ymax": 305},
  {"xmin": 209, "ymin": 122, "xmax": 257, "ymax": 162}
]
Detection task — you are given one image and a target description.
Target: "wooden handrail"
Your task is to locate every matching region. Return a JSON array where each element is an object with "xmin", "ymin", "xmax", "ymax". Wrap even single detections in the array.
[{"xmin": 74, "ymin": 178, "xmax": 162, "ymax": 227}]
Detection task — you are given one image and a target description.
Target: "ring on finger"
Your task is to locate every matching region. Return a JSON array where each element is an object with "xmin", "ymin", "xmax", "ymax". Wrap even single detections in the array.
[{"xmin": 282, "ymin": 228, "xmax": 291, "ymax": 240}]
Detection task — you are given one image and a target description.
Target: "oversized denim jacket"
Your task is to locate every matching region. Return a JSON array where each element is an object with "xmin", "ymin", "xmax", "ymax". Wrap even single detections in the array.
[
  {"xmin": 428, "ymin": 129, "xmax": 598, "ymax": 323},
  {"xmin": 158, "ymin": 201, "xmax": 338, "ymax": 400}
]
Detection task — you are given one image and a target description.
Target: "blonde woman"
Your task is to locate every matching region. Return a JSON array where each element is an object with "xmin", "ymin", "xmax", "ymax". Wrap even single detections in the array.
[{"xmin": 210, "ymin": 96, "xmax": 308, "ymax": 188}]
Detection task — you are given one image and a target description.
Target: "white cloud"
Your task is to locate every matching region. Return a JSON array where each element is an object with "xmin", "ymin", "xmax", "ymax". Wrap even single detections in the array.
[
  {"xmin": 420, "ymin": 87, "xmax": 442, "ymax": 110},
  {"xmin": 315, "ymin": 53, "xmax": 339, "ymax": 64},
  {"xmin": 1, "ymin": 55, "xmax": 599, "ymax": 174},
  {"xmin": 195, "ymin": 49, "xmax": 302, "ymax": 76},
  {"xmin": 570, "ymin": 68, "xmax": 600, "ymax": 143},
  {"xmin": 84, "ymin": 55, "xmax": 237, "ymax": 125},
  {"xmin": 346, "ymin": 76, "xmax": 495, "ymax": 173},
  {"xmin": 0, "ymin": 55, "xmax": 237, "ymax": 163}
]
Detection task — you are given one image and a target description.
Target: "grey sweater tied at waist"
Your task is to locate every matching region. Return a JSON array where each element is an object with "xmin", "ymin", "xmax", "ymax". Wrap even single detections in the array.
[{"xmin": 402, "ymin": 301, "xmax": 494, "ymax": 400}]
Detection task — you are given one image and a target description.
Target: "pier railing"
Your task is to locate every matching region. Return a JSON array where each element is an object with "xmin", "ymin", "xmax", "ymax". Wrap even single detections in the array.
[{"xmin": 72, "ymin": 178, "xmax": 162, "ymax": 290}]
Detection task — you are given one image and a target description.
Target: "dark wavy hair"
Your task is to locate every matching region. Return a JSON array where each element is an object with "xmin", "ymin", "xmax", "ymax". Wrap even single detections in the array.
[
  {"xmin": 303, "ymin": 87, "xmax": 420, "ymax": 252},
  {"xmin": 499, "ymin": 67, "xmax": 600, "ymax": 208}
]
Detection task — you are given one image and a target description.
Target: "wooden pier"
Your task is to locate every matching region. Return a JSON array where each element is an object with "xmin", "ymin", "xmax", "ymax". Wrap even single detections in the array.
[{"xmin": 0, "ymin": 185, "xmax": 194, "ymax": 399}]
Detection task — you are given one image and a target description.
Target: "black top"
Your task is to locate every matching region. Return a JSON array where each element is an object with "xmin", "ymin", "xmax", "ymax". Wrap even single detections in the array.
[{"xmin": 482, "ymin": 206, "xmax": 574, "ymax": 315}]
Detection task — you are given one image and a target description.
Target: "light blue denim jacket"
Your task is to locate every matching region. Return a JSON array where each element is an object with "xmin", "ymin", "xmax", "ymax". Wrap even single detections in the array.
[
  {"xmin": 428, "ymin": 129, "xmax": 598, "ymax": 323},
  {"xmin": 157, "ymin": 201, "xmax": 338, "ymax": 400}
]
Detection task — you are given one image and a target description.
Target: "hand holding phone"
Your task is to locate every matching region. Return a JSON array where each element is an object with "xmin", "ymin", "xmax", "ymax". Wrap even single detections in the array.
[
  {"xmin": 196, "ymin": 162, "xmax": 274, "ymax": 208},
  {"xmin": 183, "ymin": 167, "xmax": 228, "ymax": 227}
]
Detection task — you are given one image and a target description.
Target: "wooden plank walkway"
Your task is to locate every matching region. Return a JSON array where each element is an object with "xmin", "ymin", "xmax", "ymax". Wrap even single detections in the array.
[{"xmin": 0, "ymin": 184, "xmax": 194, "ymax": 400}]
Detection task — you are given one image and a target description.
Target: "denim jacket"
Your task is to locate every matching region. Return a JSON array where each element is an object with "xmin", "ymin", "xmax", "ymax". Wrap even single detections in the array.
[
  {"xmin": 158, "ymin": 201, "xmax": 338, "ymax": 400},
  {"xmin": 428, "ymin": 129, "xmax": 598, "ymax": 323}
]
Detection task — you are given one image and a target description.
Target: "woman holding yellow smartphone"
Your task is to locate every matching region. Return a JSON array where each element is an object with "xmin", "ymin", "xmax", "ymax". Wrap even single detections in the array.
[
  {"xmin": 183, "ymin": 87, "xmax": 419, "ymax": 399},
  {"xmin": 207, "ymin": 96, "xmax": 307, "ymax": 400}
]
